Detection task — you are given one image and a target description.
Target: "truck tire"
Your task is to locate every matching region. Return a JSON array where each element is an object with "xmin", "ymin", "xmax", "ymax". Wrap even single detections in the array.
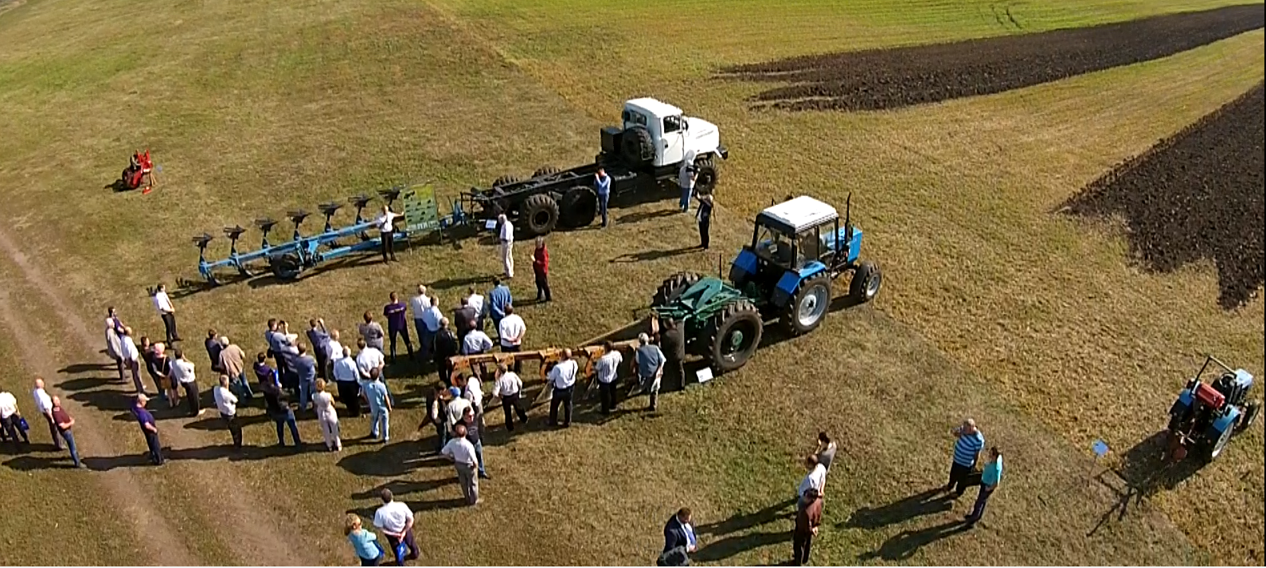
[
  {"xmin": 849, "ymin": 261, "xmax": 882, "ymax": 303},
  {"xmin": 622, "ymin": 126, "xmax": 654, "ymax": 167},
  {"xmin": 559, "ymin": 186, "xmax": 597, "ymax": 228},
  {"xmin": 782, "ymin": 274, "xmax": 831, "ymax": 335},
  {"xmin": 493, "ymin": 175, "xmax": 520, "ymax": 188},
  {"xmin": 708, "ymin": 300, "xmax": 763, "ymax": 373},
  {"xmin": 695, "ymin": 156, "xmax": 719, "ymax": 195},
  {"xmin": 653, "ymin": 272, "xmax": 702, "ymax": 307},
  {"xmin": 521, "ymin": 193, "xmax": 559, "ymax": 237},
  {"xmin": 533, "ymin": 165, "xmax": 561, "ymax": 179}
]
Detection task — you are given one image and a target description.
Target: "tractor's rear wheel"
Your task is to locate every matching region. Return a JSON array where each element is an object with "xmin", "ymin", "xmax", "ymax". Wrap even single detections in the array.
[
  {"xmin": 653, "ymin": 272, "xmax": 702, "ymax": 307},
  {"xmin": 559, "ymin": 186, "xmax": 597, "ymax": 228},
  {"xmin": 783, "ymin": 274, "xmax": 832, "ymax": 335},
  {"xmin": 493, "ymin": 175, "xmax": 521, "ymax": 188},
  {"xmin": 521, "ymin": 194, "xmax": 559, "ymax": 237},
  {"xmin": 708, "ymin": 300, "xmax": 763, "ymax": 373},
  {"xmin": 1204, "ymin": 423, "xmax": 1234, "ymax": 461},
  {"xmin": 849, "ymin": 260, "xmax": 882, "ymax": 304},
  {"xmin": 695, "ymin": 156, "xmax": 719, "ymax": 195},
  {"xmin": 533, "ymin": 165, "xmax": 561, "ymax": 179}
]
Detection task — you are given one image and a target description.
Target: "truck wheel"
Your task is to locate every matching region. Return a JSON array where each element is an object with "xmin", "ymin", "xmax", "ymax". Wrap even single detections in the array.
[
  {"xmin": 1204, "ymin": 422, "xmax": 1234, "ymax": 461},
  {"xmin": 849, "ymin": 261, "xmax": 882, "ymax": 303},
  {"xmin": 708, "ymin": 300, "xmax": 763, "ymax": 373},
  {"xmin": 653, "ymin": 272, "xmax": 702, "ymax": 307},
  {"xmin": 782, "ymin": 274, "xmax": 831, "ymax": 335},
  {"xmin": 533, "ymin": 165, "xmax": 561, "ymax": 179},
  {"xmin": 521, "ymin": 194, "xmax": 559, "ymax": 236},
  {"xmin": 559, "ymin": 186, "xmax": 597, "ymax": 228},
  {"xmin": 622, "ymin": 126, "xmax": 654, "ymax": 167},
  {"xmin": 695, "ymin": 156, "xmax": 719, "ymax": 195},
  {"xmin": 493, "ymin": 175, "xmax": 520, "ymax": 188}
]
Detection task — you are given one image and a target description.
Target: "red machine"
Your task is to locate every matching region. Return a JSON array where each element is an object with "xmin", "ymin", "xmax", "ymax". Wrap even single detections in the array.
[{"xmin": 121, "ymin": 150, "xmax": 156, "ymax": 193}]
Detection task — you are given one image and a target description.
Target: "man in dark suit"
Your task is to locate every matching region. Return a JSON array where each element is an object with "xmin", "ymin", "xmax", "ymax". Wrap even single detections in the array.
[{"xmin": 660, "ymin": 508, "xmax": 695, "ymax": 566}]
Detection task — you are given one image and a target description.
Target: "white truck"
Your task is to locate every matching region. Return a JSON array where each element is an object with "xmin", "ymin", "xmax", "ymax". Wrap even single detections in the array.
[{"xmin": 461, "ymin": 97, "xmax": 729, "ymax": 236}]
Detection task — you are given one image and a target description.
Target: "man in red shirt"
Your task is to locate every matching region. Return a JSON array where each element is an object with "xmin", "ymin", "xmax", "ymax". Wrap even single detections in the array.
[
  {"xmin": 532, "ymin": 237, "xmax": 551, "ymax": 303},
  {"xmin": 51, "ymin": 397, "xmax": 83, "ymax": 468},
  {"xmin": 793, "ymin": 488, "xmax": 823, "ymax": 566}
]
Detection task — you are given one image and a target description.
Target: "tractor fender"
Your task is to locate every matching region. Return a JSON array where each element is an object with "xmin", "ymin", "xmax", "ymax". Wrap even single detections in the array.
[
  {"xmin": 729, "ymin": 249, "xmax": 759, "ymax": 287},
  {"xmin": 1208, "ymin": 405, "xmax": 1242, "ymax": 437},
  {"xmin": 1177, "ymin": 388, "xmax": 1194, "ymax": 407},
  {"xmin": 1168, "ymin": 395, "xmax": 1191, "ymax": 418},
  {"xmin": 772, "ymin": 261, "xmax": 827, "ymax": 307}
]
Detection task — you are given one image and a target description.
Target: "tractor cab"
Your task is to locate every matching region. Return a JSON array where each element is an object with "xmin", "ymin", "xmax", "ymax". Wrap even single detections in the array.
[{"xmin": 731, "ymin": 196, "xmax": 864, "ymax": 294}]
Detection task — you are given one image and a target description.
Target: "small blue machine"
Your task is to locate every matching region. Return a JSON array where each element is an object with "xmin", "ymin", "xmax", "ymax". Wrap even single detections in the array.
[
  {"xmin": 194, "ymin": 186, "xmax": 468, "ymax": 284},
  {"xmin": 1166, "ymin": 355, "xmax": 1260, "ymax": 462}
]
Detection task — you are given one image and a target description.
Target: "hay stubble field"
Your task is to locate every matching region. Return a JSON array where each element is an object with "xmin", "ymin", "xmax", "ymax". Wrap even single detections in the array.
[{"xmin": 0, "ymin": 0, "xmax": 1262, "ymax": 565}]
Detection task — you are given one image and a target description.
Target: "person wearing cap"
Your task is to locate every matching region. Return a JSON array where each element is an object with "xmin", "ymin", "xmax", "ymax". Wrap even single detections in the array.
[
  {"xmin": 445, "ymin": 386, "xmax": 472, "ymax": 435},
  {"xmin": 131, "ymin": 394, "xmax": 163, "ymax": 465},
  {"xmin": 547, "ymin": 348, "xmax": 578, "ymax": 427},
  {"xmin": 635, "ymin": 333, "xmax": 665, "ymax": 411}
]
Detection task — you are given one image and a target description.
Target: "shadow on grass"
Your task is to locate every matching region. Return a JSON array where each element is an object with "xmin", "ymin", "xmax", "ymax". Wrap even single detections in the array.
[
  {"xmin": 842, "ymin": 488, "xmax": 953, "ymax": 530},
  {"xmin": 857, "ymin": 520, "xmax": 971, "ymax": 561},
  {"xmin": 57, "ymin": 362, "xmax": 117, "ymax": 374},
  {"xmin": 694, "ymin": 530, "xmax": 792, "ymax": 562},
  {"xmin": 609, "ymin": 246, "xmax": 698, "ymax": 264},
  {"xmin": 4, "ymin": 443, "xmax": 310, "ymax": 472},
  {"xmin": 696, "ymin": 497, "xmax": 797, "ymax": 537},
  {"xmin": 336, "ymin": 439, "xmax": 446, "ymax": 477},
  {"xmin": 1086, "ymin": 430, "xmax": 1208, "ymax": 537},
  {"xmin": 615, "ymin": 208, "xmax": 679, "ymax": 225}
]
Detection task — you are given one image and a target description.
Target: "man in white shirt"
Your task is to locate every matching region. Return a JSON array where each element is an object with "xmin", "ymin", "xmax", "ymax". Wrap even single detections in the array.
[
  {"xmin": 493, "ymin": 364, "xmax": 529, "ymax": 431},
  {"xmin": 118, "ymin": 326, "xmax": 144, "ymax": 395},
  {"xmin": 465, "ymin": 287, "xmax": 485, "ymax": 330},
  {"xmin": 171, "ymin": 348, "xmax": 205, "ymax": 417},
  {"xmin": 797, "ymin": 455, "xmax": 827, "ymax": 500},
  {"xmin": 498, "ymin": 305, "xmax": 526, "ymax": 356},
  {"xmin": 32, "ymin": 378, "xmax": 62, "ymax": 450},
  {"xmin": 104, "ymin": 306, "xmax": 124, "ymax": 367},
  {"xmin": 0, "ymin": 390, "xmax": 30, "ymax": 449},
  {"xmin": 410, "ymin": 285, "xmax": 431, "ymax": 356},
  {"xmin": 373, "ymin": 489, "xmax": 419, "ymax": 562},
  {"xmin": 441, "ymin": 423, "xmax": 480, "ymax": 506},
  {"xmin": 332, "ymin": 346, "xmax": 363, "ymax": 417},
  {"xmin": 547, "ymin": 348, "xmax": 578, "ymax": 428},
  {"xmin": 214, "ymin": 375, "xmax": 243, "ymax": 449},
  {"xmin": 594, "ymin": 341, "xmax": 624, "ymax": 415},
  {"xmin": 355, "ymin": 339, "xmax": 386, "ymax": 383},
  {"xmin": 497, "ymin": 213, "xmax": 514, "ymax": 278},
  {"xmin": 151, "ymin": 283, "xmax": 179, "ymax": 343},
  {"xmin": 445, "ymin": 386, "xmax": 472, "ymax": 433},
  {"xmin": 375, "ymin": 204, "xmax": 402, "ymax": 264},
  {"xmin": 462, "ymin": 328, "xmax": 494, "ymax": 356}
]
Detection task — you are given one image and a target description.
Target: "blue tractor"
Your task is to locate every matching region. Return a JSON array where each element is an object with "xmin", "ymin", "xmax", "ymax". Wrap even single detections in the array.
[
  {"xmin": 1166, "ymin": 356, "xmax": 1261, "ymax": 462},
  {"xmin": 650, "ymin": 195, "xmax": 882, "ymax": 373}
]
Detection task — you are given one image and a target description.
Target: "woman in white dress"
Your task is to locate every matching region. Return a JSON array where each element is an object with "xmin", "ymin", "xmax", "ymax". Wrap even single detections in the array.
[{"xmin": 313, "ymin": 379, "xmax": 341, "ymax": 451}]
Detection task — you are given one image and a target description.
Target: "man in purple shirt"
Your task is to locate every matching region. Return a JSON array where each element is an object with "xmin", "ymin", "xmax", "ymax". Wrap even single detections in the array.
[
  {"xmin": 131, "ymin": 394, "xmax": 163, "ymax": 465},
  {"xmin": 254, "ymin": 352, "xmax": 280, "ymax": 390},
  {"xmin": 383, "ymin": 292, "xmax": 414, "ymax": 364}
]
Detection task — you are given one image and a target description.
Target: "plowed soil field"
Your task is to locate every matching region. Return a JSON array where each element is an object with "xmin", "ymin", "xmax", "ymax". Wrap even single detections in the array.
[
  {"xmin": 721, "ymin": 3, "xmax": 1264, "ymax": 111},
  {"xmin": 1063, "ymin": 83, "xmax": 1265, "ymax": 308}
]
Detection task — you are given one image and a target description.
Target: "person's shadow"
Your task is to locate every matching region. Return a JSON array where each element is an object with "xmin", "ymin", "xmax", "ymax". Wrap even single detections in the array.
[
  {"xmin": 841, "ymin": 487, "xmax": 954, "ymax": 530},
  {"xmin": 857, "ymin": 520, "xmax": 972, "ymax": 561}
]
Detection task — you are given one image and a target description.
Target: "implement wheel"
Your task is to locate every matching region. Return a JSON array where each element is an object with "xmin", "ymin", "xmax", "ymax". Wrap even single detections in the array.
[
  {"xmin": 521, "ymin": 194, "xmax": 559, "ymax": 237},
  {"xmin": 708, "ymin": 300, "xmax": 763, "ymax": 373},
  {"xmin": 559, "ymin": 186, "xmax": 597, "ymax": 228},
  {"xmin": 783, "ymin": 274, "xmax": 831, "ymax": 335},
  {"xmin": 653, "ymin": 272, "xmax": 702, "ymax": 307}
]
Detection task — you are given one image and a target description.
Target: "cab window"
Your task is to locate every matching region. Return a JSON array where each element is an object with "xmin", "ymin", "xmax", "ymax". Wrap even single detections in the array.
[
  {"xmin": 663, "ymin": 115, "xmax": 682, "ymax": 133},
  {"xmin": 623, "ymin": 110, "xmax": 648, "ymax": 129}
]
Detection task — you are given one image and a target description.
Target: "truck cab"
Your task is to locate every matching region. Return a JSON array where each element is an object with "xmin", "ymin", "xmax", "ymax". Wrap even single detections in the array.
[{"xmin": 622, "ymin": 98, "xmax": 726, "ymax": 168}]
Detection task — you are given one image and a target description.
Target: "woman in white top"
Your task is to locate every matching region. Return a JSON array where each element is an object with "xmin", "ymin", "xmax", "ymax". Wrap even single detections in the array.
[{"xmin": 313, "ymin": 379, "xmax": 341, "ymax": 451}]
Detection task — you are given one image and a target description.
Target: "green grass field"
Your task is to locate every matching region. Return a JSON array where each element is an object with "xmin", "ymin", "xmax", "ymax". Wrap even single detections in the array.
[{"xmin": 0, "ymin": 0, "xmax": 1262, "ymax": 564}]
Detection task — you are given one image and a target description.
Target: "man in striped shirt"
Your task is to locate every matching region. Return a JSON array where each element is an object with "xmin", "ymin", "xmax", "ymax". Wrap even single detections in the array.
[{"xmin": 945, "ymin": 418, "xmax": 984, "ymax": 497}]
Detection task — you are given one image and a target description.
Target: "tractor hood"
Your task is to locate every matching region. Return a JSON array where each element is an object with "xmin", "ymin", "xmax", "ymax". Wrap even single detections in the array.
[{"xmin": 685, "ymin": 116, "xmax": 722, "ymax": 155}]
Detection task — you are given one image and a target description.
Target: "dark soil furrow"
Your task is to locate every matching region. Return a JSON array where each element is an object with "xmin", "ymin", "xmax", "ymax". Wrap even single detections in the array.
[
  {"xmin": 1062, "ymin": 83, "xmax": 1265, "ymax": 309},
  {"xmin": 719, "ymin": 4, "xmax": 1264, "ymax": 111}
]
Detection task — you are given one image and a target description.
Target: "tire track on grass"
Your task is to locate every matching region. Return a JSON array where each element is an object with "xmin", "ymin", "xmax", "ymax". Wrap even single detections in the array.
[
  {"xmin": 0, "ymin": 286, "xmax": 192, "ymax": 567},
  {"xmin": 0, "ymin": 228, "xmax": 315, "ymax": 566}
]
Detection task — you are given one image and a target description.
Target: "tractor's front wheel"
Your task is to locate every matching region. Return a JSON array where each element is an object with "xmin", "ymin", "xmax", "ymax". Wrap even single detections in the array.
[
  {"xmin": 521, "ymin": 194, "xmax": 560, "ymax": 237},
  {"xmin": 849, "ymin": 261, "xmax": 882, "ymax": 304},
  {"xmin": 783, "ymin": 274, "xmax": 832, "ymax": 335},
  {"xmin": 1239, "ymin": 401, "xmax": 1261, "ymax": 432},
  {"xmin": 653, "ymin": 272, "xmax": 702, "ymax": 307},
  {"xmin": 708, "ymin": 300, "xmax": 763, "ymax": 373}
]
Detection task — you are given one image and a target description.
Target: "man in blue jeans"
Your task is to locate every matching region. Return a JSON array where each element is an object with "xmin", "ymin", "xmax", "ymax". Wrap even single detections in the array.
[
  {"xmin": 461, "ymin": 406, "xmax": 490, "ymax": 479},
  {"xmin": 678, "ymin": 162, "xmax": 696, "ymax": 212},
  {"xmin": 51, "ymin": 397, "xmax": 83, "ymax": 468},
  {"xmin": 131, "ymin": 394, "xmax": 163, "ymax": 465},
  {"xmin": 363, "ymin": 369, "xmax": 392, "ymax": 442},
  {"xmin": 261, "ymin": 378, "xmax": 302, "ymax": 447},
  {"xmin": 965, "ymin": 447, "xmax": 1003, "ymax": 527},
  {"xmin": 595, "ymin": 168, "xmax": 612, "ymax": 227}
]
